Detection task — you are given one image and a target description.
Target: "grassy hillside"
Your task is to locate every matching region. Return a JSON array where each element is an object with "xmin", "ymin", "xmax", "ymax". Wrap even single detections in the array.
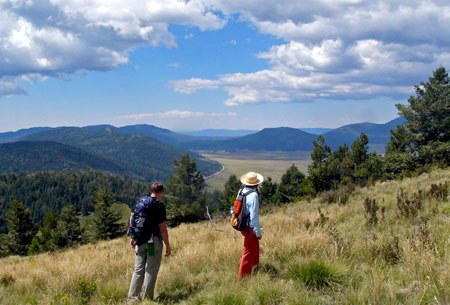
[{"xmin": 1, "ymin": 168, "xmax": 449, "ymax": 304}]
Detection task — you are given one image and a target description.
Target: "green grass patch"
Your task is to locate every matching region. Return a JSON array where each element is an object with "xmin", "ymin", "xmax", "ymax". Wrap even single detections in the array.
[{"xmin": 288, "ymin": 260, "xmax": 344, "ymax": 289}]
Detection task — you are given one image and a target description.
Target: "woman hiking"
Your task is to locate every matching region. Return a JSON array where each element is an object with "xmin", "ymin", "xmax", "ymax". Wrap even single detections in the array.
[{"xmin": 237, "ymin": 171, "xmax": 263, "ymax": 280}]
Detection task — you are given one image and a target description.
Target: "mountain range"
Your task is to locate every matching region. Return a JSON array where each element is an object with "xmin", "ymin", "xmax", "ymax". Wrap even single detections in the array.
[
  {"xmin": 13, "ymin": 126, "xmax": 221, "ymax": 181},
  {"xmin": 0, "ymin": 117, "xmax": 405, "ymax": 180}
]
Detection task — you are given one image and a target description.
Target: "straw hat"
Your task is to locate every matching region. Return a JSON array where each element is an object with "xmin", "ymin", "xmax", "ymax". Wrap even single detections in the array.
[{"xmin": 240, "ymin": 171, "xmax": 264, "ymax": 186}]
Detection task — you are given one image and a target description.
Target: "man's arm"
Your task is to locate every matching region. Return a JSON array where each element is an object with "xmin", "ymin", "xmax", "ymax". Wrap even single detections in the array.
[{"xmin": 159, "ymin": 221, "xmax": 171, "ymax": 256}]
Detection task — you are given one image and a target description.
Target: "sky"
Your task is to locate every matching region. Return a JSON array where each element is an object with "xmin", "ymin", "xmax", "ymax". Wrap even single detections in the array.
[{"xmin": 1, "ymin": 0, "xmax": 449, "ymax": 132}]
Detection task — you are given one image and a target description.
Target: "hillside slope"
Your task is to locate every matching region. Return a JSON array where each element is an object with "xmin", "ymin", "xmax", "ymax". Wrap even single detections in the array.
[
  {"xmin": 190, "ymin": 127, "xmax": 318, "ymax": 151},
  {"xmin": 324, "ymin": 117, "xmax": 406, "ymax": 150},
  {"xmin": 0, "ymin": 141, "xmax": 129, "ymax": 176},
  {"xmin": 0, "ymin": 127, "xmax": 52, "ymax": 143},
  {"xmin": 1, "ymin": 168, "xmax": 449, "ymax": 304},
  {"xmin": 21, "ymin": 127, "xmax": 221, "ymax": 181}
]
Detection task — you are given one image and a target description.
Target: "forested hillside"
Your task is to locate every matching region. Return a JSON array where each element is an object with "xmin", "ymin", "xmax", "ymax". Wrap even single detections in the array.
[
  {"xmin": 21, "ymin": 127, "xmax": 221, "ymax": 181},
  {"xmin": 0, "ymin": 171, "xmax": 151, "ymax": 234},
  {"xmin": 0, "ymin": 141, "xmax": 130, "ymax": 176},
  {"xmin": 323, "ymin": 117, "xmax": 406, "ymax": 149}
]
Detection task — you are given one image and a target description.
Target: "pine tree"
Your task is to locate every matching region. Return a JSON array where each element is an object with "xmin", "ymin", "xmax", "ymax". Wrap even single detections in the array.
[
  {"xmin": 308, "ymin": 135, "xmax": 332, "ymax": 192},
  {"xmin": 259, "ymin": 177, "xmax": 278, "ymax": 206},
  {"xmin": 0, "ymin": 200, "xmax": 37, "ymax": 256},
  {"xmin": 92, "ymin": 187, "xmax": 123, "ymax": 240},
  {"xmin": 220, "ymin": 175, "xmax": 242, "ymax": 212},
  {"xmin": 166, "ymin": 154, "xmax": 205, "ymax": 224},
  {"xmin": 53, "ymin": 205, "xmax": 81, "ymax": 248},
  {"xmin": 387, "ymin": 67, "xmax": 450, "ymax": 169},
  {"xmin": 41, "ymin": 209, "xmax": 58, "ymax": 251},
  {"xmin": 277, "ymin": 164, "xmax": 306, "ymax": 203}
]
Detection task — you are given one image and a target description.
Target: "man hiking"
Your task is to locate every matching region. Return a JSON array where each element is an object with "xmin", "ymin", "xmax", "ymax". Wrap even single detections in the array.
[
  {"xmin": 237, "ymin": 172, "xmax": 263, "ymax": 280},
  {"xmin": 127, "ymin": 182, "xmax": 171, "ymax": 303}
]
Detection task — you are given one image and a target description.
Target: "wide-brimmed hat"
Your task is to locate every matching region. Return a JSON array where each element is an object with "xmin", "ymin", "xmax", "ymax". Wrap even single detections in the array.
[{"xmin": 240, "ymin": 171, "xmax": 264, "ymax": 186}]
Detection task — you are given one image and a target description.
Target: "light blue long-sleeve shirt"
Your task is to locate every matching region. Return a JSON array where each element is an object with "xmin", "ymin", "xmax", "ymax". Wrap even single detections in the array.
[{"xmin": 243, "ymin": 187, "xmax": 261, "ymax": 238}]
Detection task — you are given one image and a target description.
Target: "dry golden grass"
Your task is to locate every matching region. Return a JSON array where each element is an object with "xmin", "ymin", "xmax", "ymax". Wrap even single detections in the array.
[{"xmin": 1, "ymin": 168, "xmax": 449, "ymax": 304}]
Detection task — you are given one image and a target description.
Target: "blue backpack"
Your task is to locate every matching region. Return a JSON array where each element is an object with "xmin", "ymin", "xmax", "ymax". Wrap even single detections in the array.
[{"xmin": 128, "ymin": 196, "xmax": 156, "ymax": 245}]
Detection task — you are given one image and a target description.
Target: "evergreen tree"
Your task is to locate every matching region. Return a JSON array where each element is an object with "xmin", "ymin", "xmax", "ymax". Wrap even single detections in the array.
[
  {"xmin": 92, "ymin": 187, "xmax": 123, "ymax": 240},
  {"xmin": 220, "ymin": 175, "xmax": 242, "ymax": 212},
  {"xmin": 40, "ymin": 209, "xmax": 58, "ymax": 251},
  {"xmin": 397, "ymin": 67, "xmax": 450, "ymax": 146},
  {"xmin": 387, "ymin": 67, "xmax": 450, "ymax": 169},
  {"xmin": 259, "ymin": 176, "xmax": 278, "ymax": 206},
  {"xmin": 277, "ymin": 164, "xmax": 306, "ymax": 203},
  {"xmin": 53, "ymin": 205, "xmax": 81, "ymax": 248},
  {"xmin": 28, "ymin": 236, "xmax": 41, "ymax": 256},
  {"xmin": 308, "ymin": 135, "xmax": 332, "ymax": 192},
  {"xmin": 0, "ymin": 200, "xmax": 37, "ymax": 256},
  {"xmin": 166, "ymin": 154, "xmax": 205, "ymax": 225}
]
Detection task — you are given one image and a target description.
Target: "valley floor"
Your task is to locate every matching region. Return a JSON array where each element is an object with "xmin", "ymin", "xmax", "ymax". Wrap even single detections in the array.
[
  {"xmin": 201, "ymin": 151, "xmax": 312, "ymax": 191},
  {"xmin": 1, "ymin": 168, "xmax": 449, "ymax": 304}
]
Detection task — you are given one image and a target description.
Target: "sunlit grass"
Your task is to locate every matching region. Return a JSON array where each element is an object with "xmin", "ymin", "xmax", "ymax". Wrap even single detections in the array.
[{"xmin": 1, "ymin": 168, "xmax": 449, "ymax": 304}]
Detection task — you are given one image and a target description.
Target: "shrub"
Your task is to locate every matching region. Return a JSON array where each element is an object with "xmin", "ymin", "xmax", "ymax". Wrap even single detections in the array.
[
  {"xmin": 396, "ymin": 188, "xmax": 423, "ymax": 218},
  {"xmin": 320, "ymin": 184, "xmax": 355, "ymax": 205},
  {"xmin": 78, "ymin": 279, "xmax": 97, "ymax": 305},
  {"xmin": 428, "ymin": 181, "xmax": 449, "ymax": 201},
  {"xmin": 363, "ymin": 197, "xmax": 378, "ymax": 227},
  {"xmin": 288, "ymin": 260, "xmax": 342, "ymax": 289},
  {"xmin": 371, "ymin": 235, "xmax": 402, "ymax": 264},
  {"xmin": 408, "ymin": 217, "xmax": 435, "ymax": 251},
  {"xmin": 313, "ymin": 208, "xmax": 329, "ymax": 227}
]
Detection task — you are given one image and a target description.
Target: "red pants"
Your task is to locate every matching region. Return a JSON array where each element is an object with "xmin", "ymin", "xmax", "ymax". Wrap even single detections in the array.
[{"xmin": 239, "ymin": 227, "xmax": 259, "ymax": 280}]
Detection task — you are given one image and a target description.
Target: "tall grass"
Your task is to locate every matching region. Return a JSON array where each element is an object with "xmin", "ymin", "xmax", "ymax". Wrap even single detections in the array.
[{"xmin": 1, "ymin": 168, "xmax": 449, "ymax": 304}]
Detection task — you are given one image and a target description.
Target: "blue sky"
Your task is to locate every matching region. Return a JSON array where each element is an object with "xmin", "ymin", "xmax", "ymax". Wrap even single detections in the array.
[{"xmin": 1, "ymin": 0, "xmax": 449, "ymax": 132}]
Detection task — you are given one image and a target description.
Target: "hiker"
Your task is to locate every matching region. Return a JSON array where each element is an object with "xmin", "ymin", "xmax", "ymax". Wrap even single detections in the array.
[
  {"xmin": 127, "ymin": 182, "xmax": 171, "ymax": 303},
  {"xmin": 237, "ymin": 171, "xmax": 263, "ymax": 280}
]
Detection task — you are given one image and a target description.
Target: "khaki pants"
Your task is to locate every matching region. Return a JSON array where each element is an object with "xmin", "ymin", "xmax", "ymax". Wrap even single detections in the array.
[{"xmin": 127, "ymin": 236, "xmax": 163, "ymax": 302}]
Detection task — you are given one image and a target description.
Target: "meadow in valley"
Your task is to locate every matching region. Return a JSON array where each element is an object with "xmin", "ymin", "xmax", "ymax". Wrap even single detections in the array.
[
  {"xmin": 201, "ymin": 151, "xmax": 312, "ymax": 191},
  {"xmin": 1, "ymin": 168, "xmax": 449, "ymax": 305}
]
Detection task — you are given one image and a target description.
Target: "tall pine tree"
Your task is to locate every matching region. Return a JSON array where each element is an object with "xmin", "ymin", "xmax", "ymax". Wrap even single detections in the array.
[
  {"xmin": 166, "ymin": 154, "xmax": 205, "ymax": 225},
  {"xmin": 0, "ymin": 200, "xmax": 37, "ymax": 256},
  {"xmin": 219, "ymin": 175, "xmax": 242, "ymax": 212},
  {"xmin": 53, "ymin": 205, "xmax": 81, "ymax": 248},
  {"xmin": 92, "ymin": 187, "xmax": 124, "ymax": 240}
]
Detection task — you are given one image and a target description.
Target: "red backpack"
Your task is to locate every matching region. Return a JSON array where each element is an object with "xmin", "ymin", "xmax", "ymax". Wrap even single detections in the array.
[{"xmin": 230, "ymin": 188, "xmax": 255, "ymax": 231}]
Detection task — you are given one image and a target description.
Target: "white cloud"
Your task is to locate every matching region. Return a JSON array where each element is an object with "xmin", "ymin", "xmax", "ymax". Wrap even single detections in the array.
[
  {"xmin": 172, "ymin": 0, "xmax": 450, "ymax": 105},
  {"xmin": 167, "ymin": 62, "xmax": 180, "ymax": 68},
  {"xmin": 0, "ymin": 0, "xmax": 226, "ymax": 96},
  {"xmin": 184, "ymin": 33, "xmax": 194, "ymax": 40},
  {"xmin": 119, "ymin": 110, "xmax": 237, "ymax": 120}
]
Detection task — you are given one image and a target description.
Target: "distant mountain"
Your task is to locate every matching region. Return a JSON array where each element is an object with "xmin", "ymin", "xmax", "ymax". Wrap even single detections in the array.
[
  {"xmin": 0, "ymin": 141, "xmax": 130, "ymax": 175},
  {"xmin": 21, "ymin": 127, "xmax": 221, "ymax": 181},
  {"xmin": 324, "ymin": 117, "xmax": 406, "ymax": 150},
  {"xmin": 189, "ymin": 127, "xmax": 317, "ymax": 151},
  {"xmin": 183, "ymin": 118, "xmax": 405, "ymax": 153},
  {"xmin": 119, "ymin": 124, "xmax": 206, "ymax": 145},
  {"xmin": 298, "ymin": 128, "xmax": 333, "ymax": 135},
  {"xmin": 182, "ymin": 129, "xmax": 258, "ymax": 138},
  {"xmin": 0, "ymin": 127, "xmax": 53, "ymax": 143}
]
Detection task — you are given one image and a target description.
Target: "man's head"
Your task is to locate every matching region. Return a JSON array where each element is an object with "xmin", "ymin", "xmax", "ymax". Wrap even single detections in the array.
[{"xmin": 150, "ymin": 182, "xmax": 165, "ymax": 200}]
